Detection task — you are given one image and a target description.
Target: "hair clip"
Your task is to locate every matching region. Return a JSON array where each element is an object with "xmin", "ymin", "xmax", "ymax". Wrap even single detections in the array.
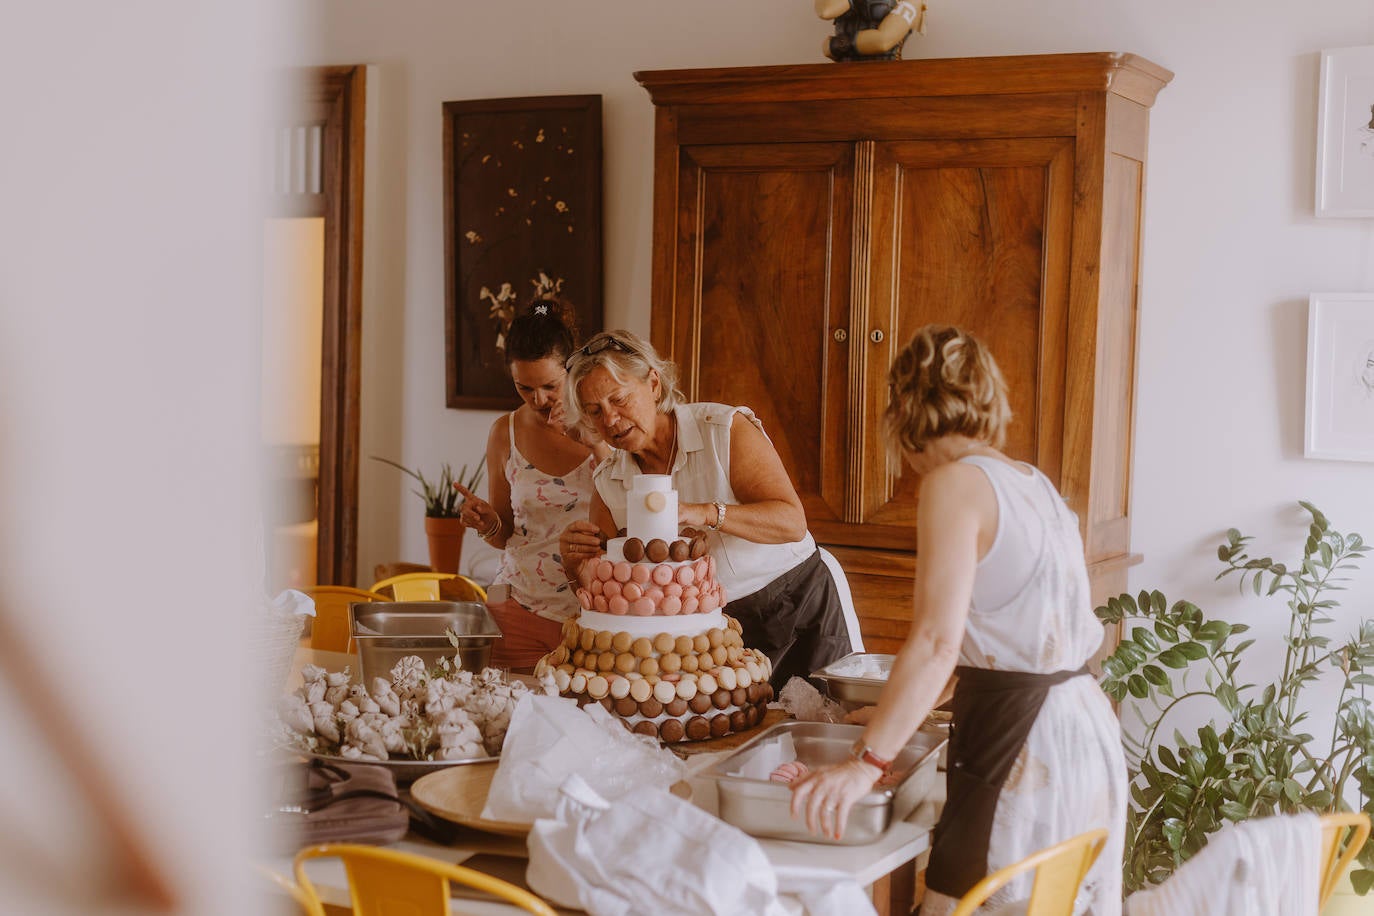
[{"xmin": 534, "ymin": 304, "xmax": 549, "ymax": 316}]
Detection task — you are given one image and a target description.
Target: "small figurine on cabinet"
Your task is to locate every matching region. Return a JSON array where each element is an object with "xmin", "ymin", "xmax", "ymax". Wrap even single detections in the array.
[{"xmin": 815, "ymin": 0, "xmax": 927, "ymax": 62}]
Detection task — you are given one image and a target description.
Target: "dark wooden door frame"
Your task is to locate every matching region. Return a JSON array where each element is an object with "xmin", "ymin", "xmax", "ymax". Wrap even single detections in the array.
[{"xmin": 274, "ymin": 65, "xmax": 366, "ymax": 585}]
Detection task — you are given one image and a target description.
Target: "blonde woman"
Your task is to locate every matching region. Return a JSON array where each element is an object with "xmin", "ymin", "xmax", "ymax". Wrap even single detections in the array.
[
  {"xmin": 557, "ymin": 330, "xmax": 852, "ymax": 688},
  {"xmin": 789, "ymin": 325, "xmax": 1125, "ymax": 915}
]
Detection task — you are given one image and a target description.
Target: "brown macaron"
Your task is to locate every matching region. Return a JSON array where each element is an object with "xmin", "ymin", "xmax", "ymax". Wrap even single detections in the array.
[{"xmin": 659, "ymin": 718, "xmax": 686, "ymax": 743}]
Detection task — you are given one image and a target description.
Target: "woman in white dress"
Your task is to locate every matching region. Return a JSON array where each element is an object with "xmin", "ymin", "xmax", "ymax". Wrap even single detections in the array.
[{"xmin": 789, "ymin": 324, "xmax": 1126, "ymax": 915}]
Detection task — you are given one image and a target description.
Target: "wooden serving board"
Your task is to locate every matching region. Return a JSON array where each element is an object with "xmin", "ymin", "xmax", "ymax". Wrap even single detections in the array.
[
  {"xmin": 412, "ymin": 760, "xmax": 693, "ymax": 838},
  {"xmin": 670, "ymin": 708, "xmax": 789, "ymax": 758}
]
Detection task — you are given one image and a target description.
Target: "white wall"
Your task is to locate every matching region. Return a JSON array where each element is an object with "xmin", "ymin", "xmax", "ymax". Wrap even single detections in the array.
[
  {"xmin": 1, "ymin": 4, "xmax": 287, "ymax": 913},
  {"xmin": 301, "ymin": 1, "xmax": 1374, "ymax": 731}
]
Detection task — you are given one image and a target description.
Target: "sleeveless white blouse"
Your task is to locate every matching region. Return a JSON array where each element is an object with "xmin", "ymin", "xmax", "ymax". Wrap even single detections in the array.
[{"xmin": 594, "ymin": 403, "xmax": 814, "ymax": 602}]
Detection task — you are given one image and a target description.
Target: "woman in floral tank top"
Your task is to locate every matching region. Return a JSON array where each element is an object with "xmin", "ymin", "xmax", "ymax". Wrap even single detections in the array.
[{"xmin": 455, "ymin": 302, "xmax": 608, "ymax": 671}]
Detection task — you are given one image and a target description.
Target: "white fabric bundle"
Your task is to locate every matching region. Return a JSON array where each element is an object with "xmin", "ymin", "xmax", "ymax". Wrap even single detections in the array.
[
  {"xmin": 526, "ymin": 775, "xmax": 874, "ymax": 916},
  {"xmin": 480, "ymin": 694, "xmax": 685, "ymax": 822},
  {"xmin": 1125, "ymin": 812, "xmax": 1322, "ymax": 916}
]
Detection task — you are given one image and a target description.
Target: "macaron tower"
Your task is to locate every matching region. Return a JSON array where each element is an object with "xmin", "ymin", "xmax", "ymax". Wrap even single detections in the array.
[{"xmin": 533, "ymin": 474, "xmax": 774, "ymax": 742}]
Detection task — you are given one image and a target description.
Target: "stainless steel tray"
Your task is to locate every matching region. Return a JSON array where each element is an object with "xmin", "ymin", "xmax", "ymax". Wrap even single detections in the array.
[
  {"xmin": 350, "ymin": 601, "xmax": 502, "ymax": 684},
  {"xmin": 810, "ymin": 653, "xmax": 895, "ymax": 705},
  {"xmin": 701, "ymin": 720, "xmax": 945, "ymax": 845}
]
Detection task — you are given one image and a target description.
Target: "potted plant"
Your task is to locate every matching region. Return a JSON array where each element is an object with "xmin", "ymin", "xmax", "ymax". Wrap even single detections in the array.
[
  {"xmin": 372, "ymin": 457, "xmax": 484, "ymax": 574},
  {"xmin": 1095, "ymin": 502, "xmax": 1372, "ymax": 902}
]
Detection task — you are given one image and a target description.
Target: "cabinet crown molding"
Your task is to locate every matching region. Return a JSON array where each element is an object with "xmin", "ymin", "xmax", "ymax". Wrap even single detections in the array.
[{"xmin": 636, "ymin": 52, "xmax": 1173, "ymax": 108}]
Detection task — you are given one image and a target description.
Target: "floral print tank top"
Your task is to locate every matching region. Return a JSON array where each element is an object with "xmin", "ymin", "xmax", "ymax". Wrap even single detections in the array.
[{"xmin": 492, "ymin": 417, "xmax": 598, "ymax": 621}]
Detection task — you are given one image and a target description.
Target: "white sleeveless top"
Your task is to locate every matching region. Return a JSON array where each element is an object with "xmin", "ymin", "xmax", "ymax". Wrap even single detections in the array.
[
  {"xmin": 492, "ymin": 418, "xmax": 598, "ymax": 621},
  {"xmin": 957, "ymin": 455, "xmax": 1102, "ymax": 673},
  {"xmin": 594, "ymin": 403, "xmax": 815, "ymax": 601}
]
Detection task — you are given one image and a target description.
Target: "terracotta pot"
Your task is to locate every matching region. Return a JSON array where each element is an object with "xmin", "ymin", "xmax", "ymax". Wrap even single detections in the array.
[{"xmin": 424, "ymin": 516, "xmax": 465, "ymax": 574}]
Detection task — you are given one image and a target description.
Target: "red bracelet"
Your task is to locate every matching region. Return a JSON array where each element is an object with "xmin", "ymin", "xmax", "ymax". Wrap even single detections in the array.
[{"xmin": 850, "ymin": 739, "xmax": 894, "ymax": 773}]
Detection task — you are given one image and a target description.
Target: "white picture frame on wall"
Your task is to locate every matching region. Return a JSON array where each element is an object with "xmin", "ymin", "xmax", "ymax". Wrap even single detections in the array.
[
  {"xmin": 1306, "ymin": 293, "xmax": 1374, "ymax": 462},
  {"xmin": 1316, "ymin": 46, "xmax": 1374, "ymax": 217}
]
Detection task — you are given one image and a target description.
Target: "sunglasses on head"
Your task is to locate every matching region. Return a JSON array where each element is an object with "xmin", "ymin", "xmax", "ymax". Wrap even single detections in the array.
[{"xmin": 565, "ymin": 336, "xmax": 639, "ymax": 369}]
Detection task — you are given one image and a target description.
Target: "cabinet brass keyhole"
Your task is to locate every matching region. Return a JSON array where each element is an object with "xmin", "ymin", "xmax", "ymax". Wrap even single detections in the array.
[
  {"xmin": 869, "ymin": 329, "xmax": 884, "ymax": 343},
  {"xmin": 833, "ymin": 328, "xmax": 848, "ymax": 343}
]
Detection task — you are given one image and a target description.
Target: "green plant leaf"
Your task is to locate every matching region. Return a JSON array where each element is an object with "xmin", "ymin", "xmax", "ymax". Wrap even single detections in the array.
[
  {"xmin": 1162, "ymin": 818, "xmax": 1185, "ymax": 852},
  {"xmin": 1351, "ymin": 868, "xmax": 1374, "ymax": 896},
  {"xmin": 1217, "ymin": 683, "xmax": 1240, "ymax": 712},
  {"xmin": 1142, "ymin": 664, "xmax": 1170, "ymax": 687},
  {"xmin": 1158, "ymin": 648, "xmax": 1188, "ymax": 669},
  {"xmin": 1219, "ymin": 800, "xmax": 1249, "ymax": 821},
  {"xmin": 1176, "ymin": 641, "xmax": 1209, "ymax": 661},
  {"xmin": 1128, "ymin": 674, "xmax": 1150, "ymax": 699}
]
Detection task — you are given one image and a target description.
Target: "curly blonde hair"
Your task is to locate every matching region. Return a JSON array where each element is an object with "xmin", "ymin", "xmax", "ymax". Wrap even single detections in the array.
[{"xmin": 883, "ymin": 325, "xmax": 1011, "ymax": 460}]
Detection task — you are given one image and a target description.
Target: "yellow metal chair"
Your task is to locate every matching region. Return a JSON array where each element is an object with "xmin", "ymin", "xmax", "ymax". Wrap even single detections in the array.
[
  {"xmin": 306, "ymin": 585, "xmax": 387, "ymax": 654},
  {"xmin": 371, "ymin": 571, "xmax": 472, "ymax": 602},
  {"xmin": 257, "ymin": 864, "xmax": 325, "ymax": 916},
  {"xmin": 1319, "ymin": 812, "xmax": 1371, "ymax": 910},
  {"xmin": 294, "ymin": 843, "xmax": 556, "ymax": 916},
  {"xmin": 950, "ymin": 828, "xmax": 1108, "ymax": 916}
]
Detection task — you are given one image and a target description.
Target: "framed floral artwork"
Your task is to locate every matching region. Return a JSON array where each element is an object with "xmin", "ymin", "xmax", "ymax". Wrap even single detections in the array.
[
  {"xmin": 1316, "ymin": 46, "xmax": 1374, "ymax": 217},
  {"xmin": 442, "ymin": 95, "xmax": 603, "ymax": 409},
  {"xmin": 1305, "ymin": 292, "xmax": 1374, "ymax": 462}
]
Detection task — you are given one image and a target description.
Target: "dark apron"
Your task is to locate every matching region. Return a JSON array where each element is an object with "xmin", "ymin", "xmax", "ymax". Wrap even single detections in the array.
[
  {"xmin": 726, "ymin": 549, "xmax": 852, "ymax": 690},
  {"xmin": 924, "ymin": 664, "xmax": 1090, "ymax": 899}
]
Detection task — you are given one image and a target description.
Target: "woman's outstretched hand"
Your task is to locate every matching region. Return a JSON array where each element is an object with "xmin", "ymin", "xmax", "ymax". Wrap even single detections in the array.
[
  {"xmin": 789, "ymin": 759, "xmax": 881, "ymax": 841},
  {"xmin": 454, "ymin": 483, "xmax": 499, "ymax": 534}
]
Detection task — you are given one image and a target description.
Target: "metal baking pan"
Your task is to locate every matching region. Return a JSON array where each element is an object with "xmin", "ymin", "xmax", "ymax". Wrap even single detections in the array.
[
  {"xmin": 701, "ymin": 720, "xmax": 945, "ymax": 845},
  {"xmin": 350, "ymin": 601, "xmax": 502, "ymax": 684},
  {"xmin": 811, "ymin": 653, "xmax": 895, "ymax": 705}
]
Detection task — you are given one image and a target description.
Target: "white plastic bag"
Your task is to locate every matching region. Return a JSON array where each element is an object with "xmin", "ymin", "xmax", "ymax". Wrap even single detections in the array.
[{"xmin": 480, "ymin": 694, "xmax": 685, "ymax": 822}]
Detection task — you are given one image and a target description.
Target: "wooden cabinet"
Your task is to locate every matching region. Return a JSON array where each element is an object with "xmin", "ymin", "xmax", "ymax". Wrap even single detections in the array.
[{"xmin": 637, "ymin": 53, "xmax": 1171, "ymax": 654}]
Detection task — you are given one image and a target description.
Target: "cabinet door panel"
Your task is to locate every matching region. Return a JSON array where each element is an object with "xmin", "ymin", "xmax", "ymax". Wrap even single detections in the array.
[
  {"xmin": 667, "ymin": 144, "xmax": 854, "ymax": 526},
  {"xmin": 858, "ymin": 138, "xmax": 1074, "ymax": 536}
]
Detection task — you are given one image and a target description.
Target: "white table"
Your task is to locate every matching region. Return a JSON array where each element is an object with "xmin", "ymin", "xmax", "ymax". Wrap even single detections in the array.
[{"xmin": 272, "ymin": 648, "xmax": 939, "ymax": 913}]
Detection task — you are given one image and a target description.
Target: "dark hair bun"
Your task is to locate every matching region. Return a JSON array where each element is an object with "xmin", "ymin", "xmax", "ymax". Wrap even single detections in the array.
[{"xmin": 505, "ymin": 294, "xmax": 578, "ymax": 365}]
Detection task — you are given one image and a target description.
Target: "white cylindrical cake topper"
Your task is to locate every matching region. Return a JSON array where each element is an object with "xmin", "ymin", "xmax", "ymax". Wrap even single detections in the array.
[
  {"xmin": 604, "ymin": 537, "xmax": 627, "ymax": 564},
  {"xmin": 627, "ymin": 474, "xmax": 677, "ymax": 545}
]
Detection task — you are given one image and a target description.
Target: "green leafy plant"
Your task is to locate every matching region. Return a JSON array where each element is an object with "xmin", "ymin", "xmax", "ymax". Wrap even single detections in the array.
[
  {"xmin": 1095, "ymin": 502, "xmax": 1371, "ymax": 894},
  {"xmin": 371, "ymin": 456, "xmax": 484, "ymax": 518}
]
